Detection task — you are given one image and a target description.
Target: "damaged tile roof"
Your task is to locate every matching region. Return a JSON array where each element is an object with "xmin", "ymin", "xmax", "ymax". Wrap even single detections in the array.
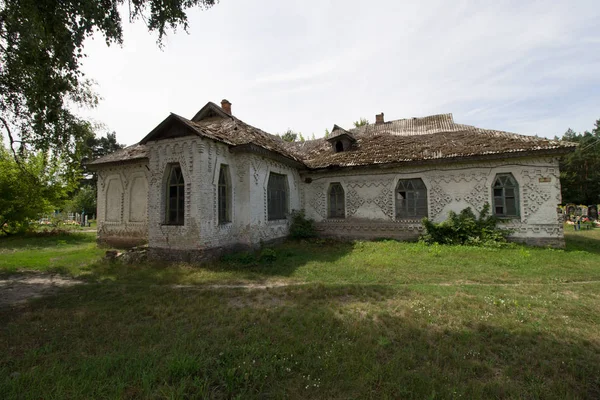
[
  {"xmin": 286, "ymin": 114, "xmax": 575, "ymax": 169},
  {"xmin": 89, "ymin": 103, "xmax": 576, "ymax": 169},
  {"xmin": 87, "ymin": 143, "xmax": 147, "ymax": 166}
]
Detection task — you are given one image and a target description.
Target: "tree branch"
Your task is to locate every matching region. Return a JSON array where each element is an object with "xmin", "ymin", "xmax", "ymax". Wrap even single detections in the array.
[{"xmin": 0, "ymin": 115, "xmax": 20, "ymax": 161}]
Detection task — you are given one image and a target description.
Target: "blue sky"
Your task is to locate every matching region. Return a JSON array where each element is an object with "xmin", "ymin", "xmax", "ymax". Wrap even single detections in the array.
[{"xmin": 80, "ymin": 0, "xmax": 600, "ymax": 145}]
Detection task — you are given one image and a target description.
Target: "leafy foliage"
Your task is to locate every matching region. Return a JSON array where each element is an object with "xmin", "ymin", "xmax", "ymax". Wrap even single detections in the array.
[
  {"xmin": 65, "ymin": 186, "xmax": 97, "ymax": 215},
  {"xmin": 0, "ymin": 143, "xmax": 73, "ymax": 235},
  {"xmin": 420, "ymin": 203, "xmax": 509, "ymax": 246},
  {"xmin": 353, "ymin": 117, "xmax": 369, "ymax": 128},
  {"xmin": 279, "ymin": 129, "xmax": 298, "ymax": 142},
  {"xmin": 559, "ymin": 122, "xmax": 600, "ymax": 205},
  {"xmin": 289, "ymin": 210, "xmax": 317, "ymax": 239},
  {"xmin": 258, "ymin": 248, "xmax": 277, "ymax": 263},
  {"xmin": 81, "ymin": 130, "xmax": 125, "ymax": 187},
  {"xmin": 0, "ymin": 0, "xmax": 216, "ymax": 166}
]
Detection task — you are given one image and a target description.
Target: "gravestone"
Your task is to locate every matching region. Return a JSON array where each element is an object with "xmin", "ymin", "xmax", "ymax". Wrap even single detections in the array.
[{"xmin": 566, "ymin": 204, "xmax": 577, "ymax": 220}]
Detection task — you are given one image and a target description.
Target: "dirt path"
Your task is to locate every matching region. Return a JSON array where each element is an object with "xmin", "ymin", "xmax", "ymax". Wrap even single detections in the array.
[
  {"xmin": 2, "ymin": 273, "xmax": 600, "ymax": 309},
  {"xmin": 0, "ymin": 274, "xmax": 85, "ymax": 308}
]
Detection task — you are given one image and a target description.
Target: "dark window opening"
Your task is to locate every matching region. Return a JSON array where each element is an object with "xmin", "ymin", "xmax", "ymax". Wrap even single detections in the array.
[
  {"xmin": 218, "ymin": 165, "xmax": 231, "ymax": 224},
  {"xmin": 166, "ymin": 165, "xmax": 185, "ymax": 225},
  {"xmin": 267, "ymin": 173, "xmax": 288, "ymax": 220},
  {"xmin": 396, "ymin": 178, "xmax": 428, "ymax": 219},
  {"xmin": 328, "ymin": 183, "xmax": 345, "ymax": 218},
  {"xmin": 492, "ymin": 173, "xmax": 519, "ymax": 218},
  {"xmin": 335, "ymin": 141, "xmax": 344, "ymax": 152}
]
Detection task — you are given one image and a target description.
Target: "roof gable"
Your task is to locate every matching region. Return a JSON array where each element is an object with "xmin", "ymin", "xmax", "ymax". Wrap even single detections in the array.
[
  {"xmin": 191, "ymin": 102, "xmax": 233, "ymax": 122},
  {"xmin": 139, "ymin": 114, "xmax": 201, "ymax": 144},
  {"xmin": 327, "ymin": 124, "xmax": 356, "ymax": 143}
]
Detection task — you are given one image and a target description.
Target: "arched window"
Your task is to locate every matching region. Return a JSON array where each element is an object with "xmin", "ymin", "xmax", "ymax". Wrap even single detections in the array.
[
  {"xmin": 166, "ymin": 164, "xmax": 185, "ymax": 225},
  {"xmin": 218, "ymin": 165, "xmax": 232, "ymax": 224},
  {"xmin": 493, "ymin": 173, "xmax": 519, "ymax": 217},
  {"xmin": 328, "ymin": 183, "xmax": 345, "ymax": 218},
  {"xmin": 396, "ymin": 178, "xmax": 428, "ymax": 219},
  {"xmin": 267, "ymin": 173, "xmax": 288, "ymax": 220},
  {"xmin": 335, "ymin": 141, "xmax": 344, "ymax": 152}
]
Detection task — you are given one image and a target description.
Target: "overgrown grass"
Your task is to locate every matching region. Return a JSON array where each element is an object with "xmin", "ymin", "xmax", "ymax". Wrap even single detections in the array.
[{"xmin": 1, "ymin": 228, "xmax": 600, "ymax": 398}]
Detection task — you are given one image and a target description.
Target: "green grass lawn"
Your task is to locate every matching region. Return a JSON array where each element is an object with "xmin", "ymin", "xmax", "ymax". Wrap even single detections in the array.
[
  {"xmin": 1, "ymin": 229, "xmax": 599, "ymax": 399},
  {"xmin": 0, "ymin": 231, "xmax": 103, "ymax": 276}
]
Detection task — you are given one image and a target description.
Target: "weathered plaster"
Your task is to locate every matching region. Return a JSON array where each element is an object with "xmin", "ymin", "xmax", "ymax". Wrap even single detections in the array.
[
  {"xmin": 96, "ymin": 148, "xmax": 565, "ymax": 253},
  {"xmin": 96, "ymin": 161, "xmax": 148, "ymax": 247}
]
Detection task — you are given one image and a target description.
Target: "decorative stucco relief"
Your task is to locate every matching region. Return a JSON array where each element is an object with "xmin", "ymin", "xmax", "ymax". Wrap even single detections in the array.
[
  {"xmin": 250, "ymin": 158, "xmax": 263, "ymax": 185},
  {"xmin": 463, "ymin": 183, "xmax": 488, "ymax": 212},
  {"xmin": 97, "ymin": 171, "xmax": 107, "ymax": 192},
  {"xmin": 308, "ymin": 184, "xmax": 327, "ymax": 218},
  {"xmin": 236, "ymin": 156, "xmax": 249, "ymax": 183},
  {"xmin": 503, "ymin": 221, "xmax": 563, "ymax": 237},
  {"xmin": 519, "ymin": 169, "xmax": 556, "ymax": 222},
  {"xmin": 345, "ymin": 180, "xmax": 394, "ymax": 220},
  {"xmin": 346, "ymin": 189, "xmax": 365, "ymax": 217},
  {"xmin": 369, "ymin": 186, "xmax": 395, "ymax": 220},
  {"xmin": 430, "ymin": 172, "xmax": 489, "ymax": 214},
  {"xmin": 315, "ymin": 220, "xmax": 424, "ymax": 233},
  {"xmin": 429, "ymin": 185, "xmax": 452, "ymax": 218},
  {"xmin": 206, "ymin": 142, "xmax": 213, "ymax": 174}
]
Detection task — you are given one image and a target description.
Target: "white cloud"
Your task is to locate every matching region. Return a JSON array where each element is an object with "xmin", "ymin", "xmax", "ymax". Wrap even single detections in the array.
[{"xmin": 79, "ymin": 0, "xmax": 600, "ymax": 144}]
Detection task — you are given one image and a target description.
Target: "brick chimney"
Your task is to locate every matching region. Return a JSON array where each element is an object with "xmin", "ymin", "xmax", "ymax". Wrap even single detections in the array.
[
  {"xmin": 221, "ymin": 99, "xmax": 232, "ymax": 115},
  {"xmin": 375, "ymin": 112, "xmax": 384, "ymax": 125}
]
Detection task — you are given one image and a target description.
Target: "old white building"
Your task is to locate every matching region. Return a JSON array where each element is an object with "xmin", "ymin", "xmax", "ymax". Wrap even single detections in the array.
[{"xmin": 89, "ymin": 100, "xmax": 575, "ymax": 260}]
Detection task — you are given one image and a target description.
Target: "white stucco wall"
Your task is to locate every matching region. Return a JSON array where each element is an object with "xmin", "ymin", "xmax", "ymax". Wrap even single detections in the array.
[
  {"xmin": 144, "ymin": 136, "xmax": 301, "ymax": 255},
  {"xmin": 96, "ymin": 161, "xmax": 149, "ymax": 247},
  {"xmin": 302, "ymin": 156, "xmax": 564, "ymax": 246},
  {"xmin": 98, "ymin": 146, "xmax": 565, "ymax": 252}
]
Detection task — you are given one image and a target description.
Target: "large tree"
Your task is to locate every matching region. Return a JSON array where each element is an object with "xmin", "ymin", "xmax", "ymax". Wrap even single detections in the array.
[
  {"xmin": 0, "ymin": 0, "xmax": 216, "ymax": 168},
  {"xmin": 0, "ymin": 141, "xmax": 73, "ymax": 234},
  {"xmin": 559, "ymin": 121, "xmax": 600, "ymax": 205},
  {"xmin": 81, "ymin": 130, "xmax": 125, "ymax": 185}
]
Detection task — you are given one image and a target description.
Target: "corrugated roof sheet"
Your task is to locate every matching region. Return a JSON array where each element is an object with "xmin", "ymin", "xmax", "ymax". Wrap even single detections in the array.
[{"xmin": 89, "ymin": 106, "xmax": 576, "ymax": 169}]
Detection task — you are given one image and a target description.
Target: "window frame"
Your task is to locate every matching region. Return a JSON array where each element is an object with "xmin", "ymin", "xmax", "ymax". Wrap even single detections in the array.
[
  {"xmin": 267, "ymin": 172, "xmax": 288, "ymax": 221},
  {"xmin": 218, "ymin": 164, "xmax": 232, "ymax": 225},
  {"xmin": 328, "ymin": 182, "xmax": 345, "ymax": 219},
  {"xmin": 395, "ymin": 178, "xmax": 428, "ymax": 219},
  {"xmin": 165, "ymin": 164, "xmax": 185, "ymax": 225},
  {"xmin": 492, "ymin": 173, "xmax": 520, "ymax": 218}
]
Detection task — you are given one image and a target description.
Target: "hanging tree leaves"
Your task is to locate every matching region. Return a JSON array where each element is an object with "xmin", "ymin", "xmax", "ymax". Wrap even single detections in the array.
[{"xmin": 0, "ymin": 0, "xmax": 217, "ymax": 165}]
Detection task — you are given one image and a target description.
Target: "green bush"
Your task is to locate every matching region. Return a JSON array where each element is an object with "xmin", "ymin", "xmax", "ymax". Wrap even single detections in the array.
[
  {"xmin": 220, "ymin": 251, "xmax": 256, "ymax": 266},
  {"xmin": 288, "ymin": 210, "xmax": 317, "ymax": 239},
  {"xmin": 259, "ymin": 248, "xmax": 277, "ymax": 263},
  {"xmin": 420, "ymin": 203, "xmax": 509, "ymax": 246}
]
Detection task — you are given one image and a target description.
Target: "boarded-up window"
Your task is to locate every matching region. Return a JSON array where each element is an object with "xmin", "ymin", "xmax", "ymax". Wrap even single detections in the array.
[
  {"xmin": 218, "ymin": 165, "xmax": 232, "ymax": 224},
  {"xmin": 396, "ymin": 179, "xmax": 428, "ymax": 219},
  {"xmin": 106, "ymin": 178, "xmax": 123, "ymax": 222},
  {"xmin": 328, "ymin": 183, "xmax": 345, "ymax": 218},
  {"xmin": 166, "ymin": 165, "xmax": 185, "ymax": 225},
  {"xmin": 267, "ymin": 173, "xmax": 288, "ymax": 220},
  {"xmin": 493, "ymin": 173, "xmax": 519, "ymax": 217},
  {"xmin": 129, "ymin": 176, "xmax": 147, "ymax": 222}
]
